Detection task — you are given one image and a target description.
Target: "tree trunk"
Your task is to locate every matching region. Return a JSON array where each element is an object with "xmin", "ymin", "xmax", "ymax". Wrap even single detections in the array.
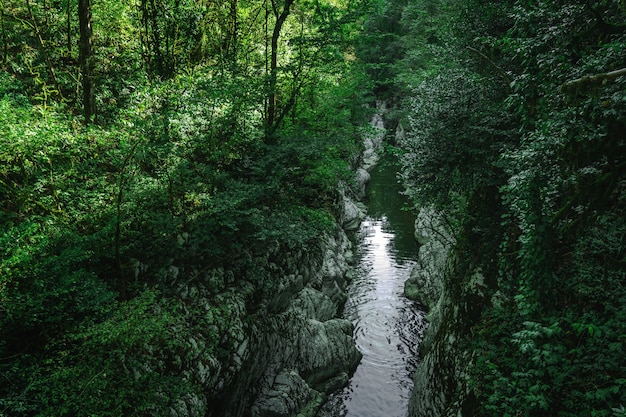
[
  {"xmin": 266, "ymin": 0, "xmax": 295, "ymax": 142},
  {"xmin": 66, "ymin": 0, "xmax": 72, "ymax": 54},
  {"xmin": 561, "ymin": 67, "xmax": 626, "ymax": 95},
  {"xmin": 148, "ymin": 0, "xmax": 166, "ymax": 78},
  {"xmin": 1, "ymin": 3, "xmax": 7, "ymax": 65},
  {"xmin": 78, "ymin": 0, "xmax": 94, "ymax": 124},
  {"xmin": 230, "ymin": 0, "xmax": 238, "ymax": 68}
]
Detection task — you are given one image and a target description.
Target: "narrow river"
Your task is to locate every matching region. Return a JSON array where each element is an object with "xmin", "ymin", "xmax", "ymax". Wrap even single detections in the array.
[{"xmin": 320, "ymin": 159, "xmax": 428, "ymax": 417}]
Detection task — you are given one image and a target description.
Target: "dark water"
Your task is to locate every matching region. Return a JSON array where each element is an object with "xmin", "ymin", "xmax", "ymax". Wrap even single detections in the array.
[{"xmin": 319, "ymin": 160, "xmax": 427, "ymax": 417}]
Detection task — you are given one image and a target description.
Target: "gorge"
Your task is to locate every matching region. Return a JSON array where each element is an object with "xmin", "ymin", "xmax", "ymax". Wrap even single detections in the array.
[
  {"xmin": 2, "ymin": 0, "xmax": 625, "ymax": 416},
  {"xmin": 320, "ymin": 158, "xmax": 427, "ymax": 417}
]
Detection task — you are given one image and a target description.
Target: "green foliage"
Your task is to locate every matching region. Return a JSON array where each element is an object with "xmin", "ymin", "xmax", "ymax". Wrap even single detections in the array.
[
  {"xmin": 1, "ymin": 289, "xmax": 214, "ymax": 416},
  {"xmin": 395, "ymin": 0, "xmax": 626, "ymax": 415},
  {"xmin": 399, "ymin": 67, "xmax": 515, "ymax": 215},
  {"xmin": 0, "ymin": 0, "xmax": 370, "ymax": 408},
  {"xmin": 354, "ymin": 0, "xmax": 408, "ymax": 95}
]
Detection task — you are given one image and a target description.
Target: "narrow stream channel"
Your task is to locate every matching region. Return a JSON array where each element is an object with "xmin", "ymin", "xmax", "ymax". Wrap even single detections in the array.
[{"xmin": 320, "ymin": 159, "xmax": 428, "ymax": 417}]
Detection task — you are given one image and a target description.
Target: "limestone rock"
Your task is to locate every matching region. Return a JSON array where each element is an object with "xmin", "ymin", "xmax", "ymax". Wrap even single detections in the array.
[
  {"xmin": 362, "ymin": 113, "xmax": 386, "ymax": 171},
  {"xmin": 340, "ymin": 192, "xmax": 366, "ymax": 231},
  {"xmin": 321, "ymin": 231, "xmax": 351, "ymax": 280},
  {"xmin": 403, "ymin": 274, "xmax": 421, "ymax": 301},
  {"xmin": 218, "ymin": 228, "xmax": 359, "ymax": 417},
  {"xmin": 395, "ymin": 121, "xmax": 406, "ymax": 146},
  {"xmin": 404, "ymin": 206, "xmax": 451, "ymax": 311},
  {"xmin": 248, "ymin": 313, "xmax": 360, "ymax": 417},
  {"xmin": 404, "ymin": 262, "xmax": 443, "ymax": 311},
  {"xmin": 414, "ymin": 206, "xmax": 447, "ymax": 246},
  {"xmin": 296, "ymin": 318, "xmax": 362, "ymax": 385},
  {"xmin": 169, "ymin": 393, "xmax": 207, "ymax": 417},
  {"xmin": 408, "ymin": 210, "xmax": 492, "ymax": 417},
  {"xmin": 290, "ymin": 287, "xmax": 337, "ymax": 322},
  {"xmin": 318, "ymin": 230, "xmax": 352, "ymax": 305},
  {"xmin": 354, "ymin": 168, "xmax": 371, "ymax": 199},
  {"xmin": 251, "ymin": 370, "xmax": 315, "ymax": 417}
]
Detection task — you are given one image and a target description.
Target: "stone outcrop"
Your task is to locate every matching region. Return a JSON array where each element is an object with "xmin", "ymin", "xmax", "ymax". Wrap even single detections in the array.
[
  {"xmin": 130, "ymin": 216, "xmax": 362, "ymax": 417},
  {"xmin": 252, "ymin": 370, "xmax": 319, "ymax": 417},
  {"xmin": 403, "ymin": 206, "xmax": 451, "ymax": 312},
  {"xmin": 339, "ymin": 188, "xmax": 367, "ymax": 232},
  {"xmin": 244, "ymin": 230, "xmax": 362, "ymax": 417},
  {"xmin": 362, "ymin": 113, "xmax": 385, "ymax": 171},
  {"xmin": 406, "ymin": 207, "xmax": 491, "ymax": 417},
  {"xmin": 200, "ymin": 226, "xmax": 362, "ymax": 417},
  {"xmin": 354, "ymin": 168, "xmax": 371, "ymax": 199},
  {"xmin": 403, "ymin": 206, "xmax": 458, "ymax": 417}
]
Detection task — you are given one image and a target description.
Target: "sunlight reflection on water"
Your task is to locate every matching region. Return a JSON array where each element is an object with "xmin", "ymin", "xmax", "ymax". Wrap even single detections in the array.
[{"xmin": 318, "ymin": 216, "xmax": 427, "ymax": 417}]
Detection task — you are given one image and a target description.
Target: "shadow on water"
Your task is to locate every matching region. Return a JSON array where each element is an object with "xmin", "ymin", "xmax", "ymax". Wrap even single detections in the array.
[
  {"xmin": 364, "ymin": 159, "xmax": 420, "ymax": 258},
  {"xmin": 319, "ymin": 158, "xmax": 428, "ymax": 417}
]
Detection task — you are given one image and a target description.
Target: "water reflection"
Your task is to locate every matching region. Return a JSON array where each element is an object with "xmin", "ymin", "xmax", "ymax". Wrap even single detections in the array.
[{"xmin": 319, "ymin": 161, "xmax": 427, "ymax": 417}]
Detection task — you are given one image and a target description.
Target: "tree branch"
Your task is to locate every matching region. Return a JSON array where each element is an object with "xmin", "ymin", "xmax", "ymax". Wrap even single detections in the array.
[
  {"xmin": 25, "ymin": 0, "xmax": 64, "ymax": 100},
  {"xmin": 561, "ymin": 67, "xmax": 626, "ymax": 95},
  {"xmin": 467, "ymin": 46, "xmax": 511, "ymax": 86}
]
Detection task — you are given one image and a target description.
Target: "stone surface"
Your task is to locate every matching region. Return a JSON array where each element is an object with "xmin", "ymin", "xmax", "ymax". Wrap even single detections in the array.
[
  {"xmin": 340, "ymin": 191, "xmax": 366, "ymax": 231},
  {"xmin": 296, "ymin": 318, "xmax": 362, "ymax": 385},
  {"xmin": 413, "ymin": 206, "xmax": 447, "ymax": 246},
  {"xmin": 395, "ymin": 121, "xmax": 406, "ymax": 146},
  {"xmin": 290, "ymin": 287, "xmax": 337, "ymax": 322},
  {"xmin": 139, "ymin": 223, "xmax": 361, "ymax": 417},
  {"xmin": 362, "ymin": 113, "xmax": 385, "ymax": 171},
  {"xmin": 354, "ymin": 168, "xmax": 371, "ymax": 199},
  {"xmin": 212, "ymin": 227, "xmax": 360, "ymax": 417},
  {"xmin": 245, "ymin": 310, "xmax": 360, "ymax": 417},
  {"xmin": 404, "ymin": 206, "xmax": 452, "ymax": 311},
  {"xmin": 318, "ymin": 229, "xmax": 353, "ymax": 306},
  {"xmin": 408, "ymin": 208, "xmax": 491, "ymax": 417},
  {"xmin": 251, "ymin": 370, "xmax": 316, "ymax": 417},
  {"xmin": 403, "ymin": 275, "xmax": 421, "ymax": 301}
]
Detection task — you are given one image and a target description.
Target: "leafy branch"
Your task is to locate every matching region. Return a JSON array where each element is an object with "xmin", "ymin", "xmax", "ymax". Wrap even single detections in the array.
[
  {"xmin": 561, "ymin": 67, "xmax": 626, "ymax": 95},
  {"xmin": 467, "ymin": 46, "xmax": 512, "ymax": 86}
]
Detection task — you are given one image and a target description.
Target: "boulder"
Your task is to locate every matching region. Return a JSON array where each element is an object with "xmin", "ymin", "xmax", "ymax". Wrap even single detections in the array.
[
  {"xmin": 297, "ymin": 318, "xmax": 362, "ymax": 385},
  {"xmin": 404, "ymin": 206, "xmax": 451, "ymax": 311},
  {"xmin": 249, "ymin": 314, "xmax": 361, "ymax": 417},
  {"xmin": 404, "ymin": 259, "xmax": 443, "ymax": 311},
  {"xmin": 290, "ymin": 287, "xmax": 337, "ymax": 322},
  {"xmin": 340, "ymin": 192, "xmax": 366, "ymax": 231},
  {"xmin": 251, "ymin": 370, "xmax": 317, "ymax": 417}
]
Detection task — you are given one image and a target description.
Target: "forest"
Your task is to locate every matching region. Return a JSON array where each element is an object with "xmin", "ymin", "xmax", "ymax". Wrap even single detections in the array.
[
  {"xmin": 389, "ymin": 0, "xmax": 626, "ymax": 416},
  {"xmin": 1, "ymin": 0, "xmax": 369, "ymax": 414},
  {"xmin": 1, "ymin": 0, "xmax": 625, "ymax": 416}
]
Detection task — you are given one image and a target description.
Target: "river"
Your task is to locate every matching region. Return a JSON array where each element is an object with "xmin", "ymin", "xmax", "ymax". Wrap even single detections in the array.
[{"xmin": 319, "ymin": 159, "xmax": 428, "ymax": 417}]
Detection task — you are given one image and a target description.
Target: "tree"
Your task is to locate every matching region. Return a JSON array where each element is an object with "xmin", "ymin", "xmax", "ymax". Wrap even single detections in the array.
[
  {"xmin": 78, "ymin": 0, "xmax": 94, "ymax": 123},
  {"xmin": 265, "ymin": 0, "xmax": 296, "ymax": 141}
]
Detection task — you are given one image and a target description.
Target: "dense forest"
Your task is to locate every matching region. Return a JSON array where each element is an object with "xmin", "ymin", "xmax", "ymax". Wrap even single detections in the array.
[
  {"xmin": 385, "ymin": 0, "xmax": 626, "ymax": 416},
  {"xmin": 1, "ymin": 0, "xmax": 370, "ymax": 414},
  {"xmin": 1, "ymin": 0, "xmax": 625, "ymax": 416}
]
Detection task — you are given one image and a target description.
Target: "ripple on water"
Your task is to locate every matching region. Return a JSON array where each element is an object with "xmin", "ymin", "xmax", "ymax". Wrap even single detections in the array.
[{"xmin": 319, "ymin": 217, "xmax": 428, "ymax": 417}]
